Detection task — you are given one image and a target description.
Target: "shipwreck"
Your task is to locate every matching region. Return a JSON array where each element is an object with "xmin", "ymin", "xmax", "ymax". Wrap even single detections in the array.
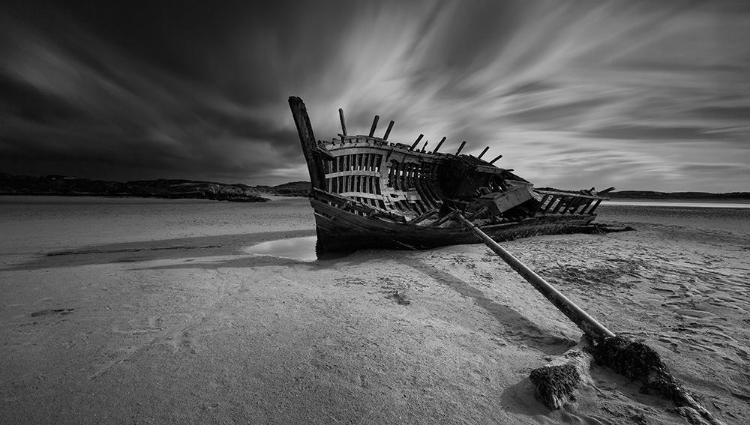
[{"xmin": 289, "ymin": 96, "xmax": 613, "ymax": 254}]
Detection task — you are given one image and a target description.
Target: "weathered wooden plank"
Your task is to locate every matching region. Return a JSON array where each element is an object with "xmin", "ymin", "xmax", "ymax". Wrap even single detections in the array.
[{"xmin": 535, "ymin": 189, "xmax": 606, "ymax": 200}]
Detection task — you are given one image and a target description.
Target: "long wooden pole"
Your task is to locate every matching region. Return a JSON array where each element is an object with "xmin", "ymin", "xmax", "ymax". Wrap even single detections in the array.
[{"xmin": 455, "ymin": 212, "xmax": 616, "ymax": 339}]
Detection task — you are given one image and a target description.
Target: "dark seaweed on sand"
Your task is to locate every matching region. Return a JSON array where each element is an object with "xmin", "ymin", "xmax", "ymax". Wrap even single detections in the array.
[
  {"xmin": 529, "ymin": 364, "xmax": 581, "ymax": 409},
  {"xmin": 589, "ymin": 336, "xmax": 688, "ymax": 403}
]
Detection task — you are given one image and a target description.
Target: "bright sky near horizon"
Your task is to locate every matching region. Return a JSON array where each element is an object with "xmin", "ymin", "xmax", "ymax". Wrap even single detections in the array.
[{"xmin": 1, "ymin": 1, "xmax": 749, "ymax": 191}]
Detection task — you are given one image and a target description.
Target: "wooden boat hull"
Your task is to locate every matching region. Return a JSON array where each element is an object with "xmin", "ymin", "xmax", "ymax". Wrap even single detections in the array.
[
  {"xmin": 311, "ymin": 198, "xmax": 596, "ymax": 252},
  {"xmin": 289, "ymin": 96, "xmax": 611, "ymax": 254}
]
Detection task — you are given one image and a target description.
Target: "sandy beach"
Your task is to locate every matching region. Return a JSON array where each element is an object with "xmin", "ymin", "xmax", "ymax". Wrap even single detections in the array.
[{"xmin": 1, "ymin": 196, "xmax": 749, "ymax": 424}]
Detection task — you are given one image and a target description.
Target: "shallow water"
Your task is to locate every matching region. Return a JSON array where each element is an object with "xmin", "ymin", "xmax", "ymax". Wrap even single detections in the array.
[
  {"xmin": 242, "ymin": 236, "xmax": 318, "ymax": 262},
  {"xmin": 0, "ymin": 195, "xmax": 315, "ymax": 253},
  {"xmin": 597, "ymin": 203, "xmax": 750, "ymax": 235},
  {"xmin": 2, "ymin": 196, "xmax": 748, "ymax": 259}
]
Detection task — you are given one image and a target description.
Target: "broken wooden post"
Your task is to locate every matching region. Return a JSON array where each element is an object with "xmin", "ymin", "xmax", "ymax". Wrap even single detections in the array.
[
  {"xmin": 455, "ymin": 212, "xmax": 615, "ymax": 339},
  {"xmin": 383, "ymin": 120, "xmax": 394, "ymax": 140},
  {"xmin": 290, "ymin": 97, "xmax": 328, "ymax": 191},
  {"xmin": 421, "ymin": 140, "xmax": 428, "ymax": 152},
  {"xmin": 455, "ymin": 141, "xmax": 466, "ymax": 155},
  {"xmin": 477, "ymin": 146, "xmax": 489, "ymax": 159},
  {"xmin": 489, "ymin": 154, "xmax": 503, "ymax": 165},
  {"xmin": 433, "ymin": 137, "xmax": 446, "ymax": 153},
  {"xmin": 410, "ymin": 134, "xmax": 424, "ymax": 151},
  {"xmin": 368, "ymin": 115, "xmax": 379, "ymax": 137},
  {"xmin": 338, "ymin": 108, "xmax": 347, "ymax": 136}
]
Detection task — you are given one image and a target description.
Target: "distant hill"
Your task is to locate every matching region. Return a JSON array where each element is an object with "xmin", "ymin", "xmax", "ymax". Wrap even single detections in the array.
[
  {"xmin": 607, "ymin": 190, "xmax": 750, "ymax": 201},
  {"xmin": 3, "ymin": 173, "xmax": 747, "ymax": 202},
  {"xmin": 0, "ymin": 173, "xmax": 312, "ymax": 202}
]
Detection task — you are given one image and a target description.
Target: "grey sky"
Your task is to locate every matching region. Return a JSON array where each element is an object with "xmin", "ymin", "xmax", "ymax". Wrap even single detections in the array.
[{"xmin": 1, "ymin": 0, "xmax": 748, "ymax": 191}]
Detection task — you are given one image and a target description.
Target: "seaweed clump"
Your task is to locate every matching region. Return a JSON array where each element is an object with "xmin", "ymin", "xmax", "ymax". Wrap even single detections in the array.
[
  {"xmin": 529, "ymin": 364, "xmax": 581, "ymax": 409},
  {"xmin": 588, "ymin": 336, "xmax": 686, "ymax": 401}
]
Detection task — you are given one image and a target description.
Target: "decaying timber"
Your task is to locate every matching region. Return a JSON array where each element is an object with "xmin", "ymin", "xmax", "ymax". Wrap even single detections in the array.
[{"xmin": 289, "ymin": 96, "xmax": 614, "ymax": 254}]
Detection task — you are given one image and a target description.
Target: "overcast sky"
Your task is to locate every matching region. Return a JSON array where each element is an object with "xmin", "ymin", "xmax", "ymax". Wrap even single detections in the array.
[{"xmin": 2, "ymin": 1, "xmax": 749, "ymax": 191}]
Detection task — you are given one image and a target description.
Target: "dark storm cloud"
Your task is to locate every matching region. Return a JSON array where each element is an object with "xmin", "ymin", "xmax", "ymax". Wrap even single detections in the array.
[
  {"xmin": 1, "ymin": 0, "xmax": 749, "ymax": 189},
  {"xmin": 0, "ymin": 2, "xmax": 305, "ymax": 182}
]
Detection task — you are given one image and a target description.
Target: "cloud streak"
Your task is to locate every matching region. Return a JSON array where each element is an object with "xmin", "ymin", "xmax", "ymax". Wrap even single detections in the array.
[{"xmin": 1, "ymin": 0, "xmax": 749, "ymax": 191}]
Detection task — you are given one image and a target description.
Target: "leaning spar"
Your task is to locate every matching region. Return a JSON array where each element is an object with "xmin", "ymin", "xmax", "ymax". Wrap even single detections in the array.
[{"xmin": 454, "ymin": 211, "xmax": 614, "ymax": 339}]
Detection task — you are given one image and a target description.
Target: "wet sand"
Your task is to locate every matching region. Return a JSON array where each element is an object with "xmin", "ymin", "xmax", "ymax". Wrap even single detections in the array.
[{"xmin": 1, "ymin": 197, "xmax": 748, "ymax": 424}]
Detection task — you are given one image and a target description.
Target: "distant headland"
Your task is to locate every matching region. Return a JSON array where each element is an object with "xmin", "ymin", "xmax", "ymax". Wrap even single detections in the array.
[
  {"xmin": 0, "ymin": 173, "xmax": 309, "ymax": 202},
  {"xmin": 1, "ymin": 173, "xmax": 748, "ymax": 202}
]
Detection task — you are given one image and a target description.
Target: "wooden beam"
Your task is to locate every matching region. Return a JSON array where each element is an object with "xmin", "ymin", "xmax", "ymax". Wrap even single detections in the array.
[
  {"xmin": 338, "ymin": 108, "xmax": 347, "ymax": 136},
  {"xmin": 383, "ymin": 120, "xmax": 395, "ymax": 140},
  {"xmin": 455, "ymin": 141, "xmax": 466, "ymax": 155},
  {"xmin": 289, "ymin": 97, "xmax": 327, "ymax": 190},
  {"xmin": 410, "ymin": 209, "xmax": 438, "ymax": 225},
  {"xmin": 421, "ymin": 140, "xmax": 428, "ymax": 152},
  {"xmin": 489, "ymin": 154, "xmax": 503, "ymax": 165},
  {"xmin": 455, "ymin": 212, "xmax": 615, "ymax": 340},
  {"xmin": 368, "ymin": 115, "xmax": 379, "ymax": 137},
  {"xmin": 478, "ymin": 146, "xmax": 489, "ymax": 159},
  {"xmin": 433, "ymin": 137, "xmax": 446, "ymax": 153},
  {"xmin": 410, "ymin": 134, "xmax": 424, "ymax": 151}
]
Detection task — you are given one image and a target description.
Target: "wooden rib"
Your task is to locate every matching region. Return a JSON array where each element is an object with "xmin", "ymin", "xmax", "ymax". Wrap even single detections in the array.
[
  {"xmin": 434, "ymin": 209, "xmax": 459, "ymax": 226},
  {"xmin": 339, "ymin": 108, "xmax": 347, "ymax": 136},
  {"xmin": 399, "ymin": 162, "xmax": 408, "ymax": 192},
  {"xmin": 455, "ymin": 141, "xmax": 466, "ymax": 155},
  {"xmin": 392, "ymin": 161, "xmax": 400, "ymax": 190},
  {"xmin": 539, "ymin": 195, "xmax": 552, "ymax": 212},
  {"xmin": 568, "ymin": 198, "xmax": 586, "ymax": 214},
  {"xmin": 368, "ymin": 115, "xmax": 379, "ymax": 137},
  {"xmin": 576, "ymin": 200, "xmax": 593, "ymax": 215},
  {"xmin": 489, "ymin": 154, "xmax": 503, "ymax": 164},
  {"xmin": 466, "ymin": 206, "xmax": 489, "ymax": 220},
  {"xmin": 410, "ymin": 134, "xmax": 424, "ymax": 151},
  {"xmin": 552, "ymin": 197, "xmax": 569, "ymax": 214},
  {"xmin": 543, "ymin": 196, "xmax": 559, "ymax": 213},
  {"xmin": 410, "ymin": 210, "xmax": 437, "ymax": 225},
  {"xmin": 478, "ymin": 146, "xmax": 489, "ymax": 159},
  {"xmin": 383, "ymin": 120, "xmax": 394, "ymax": 140},
  {"xmin": 433, "ymin": 137, "xmax": 446, "ymax": 153}
]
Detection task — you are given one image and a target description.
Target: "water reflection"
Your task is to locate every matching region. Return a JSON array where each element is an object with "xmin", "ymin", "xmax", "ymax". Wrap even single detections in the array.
[
  {"xmin": 242, "ymin": 236, "xmax": 351, "ymax": 262},
  {"xmin": 243, "ymin": 236, "xmax": 318, "ymax": 261}
]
